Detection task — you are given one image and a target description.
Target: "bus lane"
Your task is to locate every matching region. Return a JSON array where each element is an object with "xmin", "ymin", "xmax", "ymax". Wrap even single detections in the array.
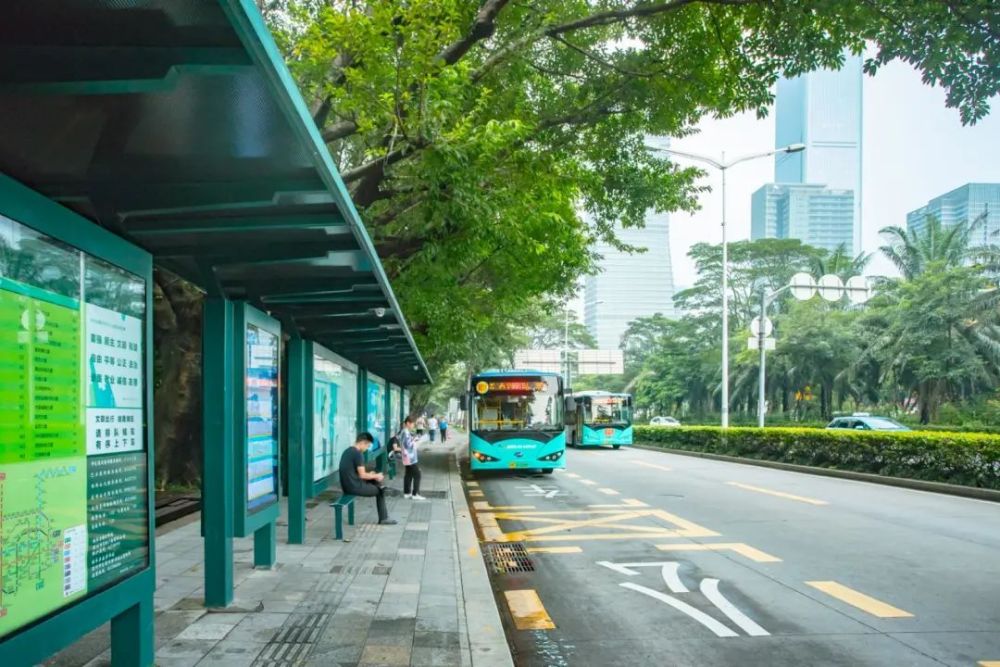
[{"xmin": 463, "ymin": 447, "xmax": 973, "ymax": 667}]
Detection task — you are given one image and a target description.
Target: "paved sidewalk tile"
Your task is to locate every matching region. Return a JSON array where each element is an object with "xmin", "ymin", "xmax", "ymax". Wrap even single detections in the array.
[{"xmin": 47, "ymin": 434, "xmax": 509, "ymax": 667}]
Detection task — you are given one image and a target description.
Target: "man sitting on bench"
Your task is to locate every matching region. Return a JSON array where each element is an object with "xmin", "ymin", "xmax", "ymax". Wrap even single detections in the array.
[{"xmin": 338, "ymin": 432, "xmax": 397, "ymax": 526}]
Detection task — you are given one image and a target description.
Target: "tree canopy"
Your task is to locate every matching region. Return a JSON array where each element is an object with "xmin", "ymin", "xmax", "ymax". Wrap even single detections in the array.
[{"xmin": 266, "ymin": 0, "xmax": 1000, "ymax": 373}]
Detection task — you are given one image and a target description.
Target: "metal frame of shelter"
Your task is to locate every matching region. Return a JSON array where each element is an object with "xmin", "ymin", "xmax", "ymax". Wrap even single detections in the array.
[{"xmin": 0, "ymin": 1, "xmax": 430, "ymax": 664}]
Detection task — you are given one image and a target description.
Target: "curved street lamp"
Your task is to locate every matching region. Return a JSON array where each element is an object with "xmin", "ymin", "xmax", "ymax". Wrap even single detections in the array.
[{"xmin": 647, "ymin": 142, "xmax": 806, "ymax": 427}]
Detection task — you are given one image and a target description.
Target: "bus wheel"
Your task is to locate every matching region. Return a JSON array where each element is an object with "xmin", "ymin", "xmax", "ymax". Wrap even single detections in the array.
[{"xmin": 613, "ymin": 445, "xmax": 621, "ymax": 450}]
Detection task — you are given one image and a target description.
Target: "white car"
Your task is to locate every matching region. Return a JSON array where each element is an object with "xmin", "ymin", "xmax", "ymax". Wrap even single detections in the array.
[{"xmin": 649, "ymin": 416, "xmax": 681, "ymax": 427}]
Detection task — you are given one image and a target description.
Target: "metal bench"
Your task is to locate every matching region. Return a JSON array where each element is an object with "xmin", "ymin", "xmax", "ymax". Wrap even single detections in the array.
[{"xmin": 330, "ymin": 495, "xmax": 356, "ymax": 540}]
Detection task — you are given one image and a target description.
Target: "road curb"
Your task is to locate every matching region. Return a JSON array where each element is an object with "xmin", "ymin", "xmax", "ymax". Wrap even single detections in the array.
[
  {"xmin": 632, "ymin": 444, "xmax": 1000, "ymax": 503},
  {"xmin": 449, "ymin": 442, "xmax": 515, "ymax": 667}
]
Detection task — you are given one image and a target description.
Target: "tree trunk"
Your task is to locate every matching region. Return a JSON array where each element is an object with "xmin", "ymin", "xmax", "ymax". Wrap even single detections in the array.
[{"xmin": 153, "ymin": 271, "xmax": 204, "ymax": 489}]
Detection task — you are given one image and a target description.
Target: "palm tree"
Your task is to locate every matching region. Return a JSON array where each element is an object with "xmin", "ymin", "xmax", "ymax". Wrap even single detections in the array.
[
  {"xmin": 878, "ymin": 214, "xmax": 983, "ymax": 279},
  {"xmin": 810, "ymin": 243, "xmax": 871, "ymax": 281}
]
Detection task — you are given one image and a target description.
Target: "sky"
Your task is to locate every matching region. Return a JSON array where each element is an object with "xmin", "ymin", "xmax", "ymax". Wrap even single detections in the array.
[{"xmin": 666, "ymin": 60, "xmax": 1000, "ymax": 287}]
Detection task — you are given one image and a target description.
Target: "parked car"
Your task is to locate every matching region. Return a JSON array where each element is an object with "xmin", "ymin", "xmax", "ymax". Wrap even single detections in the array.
[
  {"xmin": 826, "ymin": 414, "xmax": 911, "ymax": 431},
  {"xmin": 649, "ymin": 416, "xmax": 681, "ymax": 427}
]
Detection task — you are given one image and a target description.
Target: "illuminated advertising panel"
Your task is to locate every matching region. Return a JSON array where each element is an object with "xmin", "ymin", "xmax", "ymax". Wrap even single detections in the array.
[
  {"xmin": 312, "ymin": 353, "xmax": 357, "ymax": 482},
  {"xmin": 366, "ymin": 375, "xmax": 386, "ymax": 450},
  {"xmin": 246, "ymin": 325, "xmax": 278, "ymax": 512}
]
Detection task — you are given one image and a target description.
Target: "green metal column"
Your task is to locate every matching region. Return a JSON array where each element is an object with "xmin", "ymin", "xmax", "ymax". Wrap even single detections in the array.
[
  {"xmin": 254, "ymin": 521, "xmax": 277, "ymax": 567},
  {"xmin": 357, "ymin": 367, "xmax": 368, "ymax": 467},
  {"xmin": 381, "ymin": 383, "xmax": 392, "ymax": 474},
  {"xmin": 287, "ymin": 338, "xmax": 309, "ymax": 544},
  {"xmin": 110, "ymin": 596, "xmax": 154, "ymax": 666},
  {"xmin": 202, "ymin": 297, "xmax": 235, "ymax": 608}
]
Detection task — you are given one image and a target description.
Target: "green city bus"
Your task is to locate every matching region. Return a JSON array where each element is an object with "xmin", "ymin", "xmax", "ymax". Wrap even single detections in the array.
[{"xmin": 565, "ymin": 390, "xmax": 633, "ymax": 449}]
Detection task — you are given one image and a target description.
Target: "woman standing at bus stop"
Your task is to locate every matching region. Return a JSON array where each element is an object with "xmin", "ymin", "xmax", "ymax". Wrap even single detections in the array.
[{"xmin": 400, "ymin": 416, "xmax": 425, "ymax": 500}]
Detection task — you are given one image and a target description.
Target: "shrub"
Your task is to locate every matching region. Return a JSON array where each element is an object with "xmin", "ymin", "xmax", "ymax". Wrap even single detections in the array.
[{"xmin": 633, "ymin": 426, "xmax": 1000, "ymax": 490}]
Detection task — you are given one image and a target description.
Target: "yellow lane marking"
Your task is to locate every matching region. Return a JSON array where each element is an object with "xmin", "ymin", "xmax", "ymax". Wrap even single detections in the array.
[
  {"xmin": 526, "ymin": 546, "xmax": 582, "ymax": 554},
  {"xmin": 467, "ymin": 547, "xmax": 478, "ymax": 557},
  {"xmin": 475, "ymin": 512, "xmax": 506, "ymax": 542},
  {"xmin": 579, "ymin": 480, "xmax": 598, "ymax": 486},
  {"xmin": 656, "ymin": 542, "xmax": 782, "ymax": 563},
  {"xmin": 473, "ymin": 501, "xmax": 535, "ymax": 511},
  {"xmin": 488, "ymin": 508, "xmax": 718, "ymax": 542},
  {"xmin": 806, "ymin": 581, "xmax": 913, "ymax": 618},
  {"xmin": 466, "ymin": 481, "xmax": 480, "ymax": 487},
  {"xmin": 598, "ymin": 488, "xmax": 620, "ymax": 496},
  {"xmin": 504, "ymin": 589, "xmax": 556, "ymax": 630},
  {"xmin": 978, "ymin": 662, "xmax": 1000, "ymax": 666},
  {"xmin": 565, "ymin": 473, "xmax": 581, "ymax": 479},
  {"xmin": 727, "ymin": 482, "xmax": 828, "ymax": 506},
  {"xmin": 588, "ymin": 499, "xmax": 650, "ymax": 509},
  {"xmin": 633, "ymin": 461, "xmax": 673, "ymax": 473},
  {"xmin": 469, "ymin": 489, "xmax": 485, "ymax": 497}
]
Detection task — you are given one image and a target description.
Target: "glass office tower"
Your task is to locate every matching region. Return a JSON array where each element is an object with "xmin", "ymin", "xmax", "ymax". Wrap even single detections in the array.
[
  {"xmin": 751, "ymin": 184, "xmax": 855, "ymax": 253},
  {"xmin": 907, "ymin": 183, "xmax": 1000, "ymax": 247}
]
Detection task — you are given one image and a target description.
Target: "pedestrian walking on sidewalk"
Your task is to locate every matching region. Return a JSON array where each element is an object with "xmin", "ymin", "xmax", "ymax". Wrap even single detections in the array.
[
  {"xmin": 439, "ymin": 415, "xmax": 448, "ymax": 442},
  {"xmin": 399, "ymin": 416, "xmax": 426, "ymax": 500},
  {"xmin": 416, "ymin": 414, "xmax": 427, "ymax": 437},
  {"xmin": 427, "ymin": 415, "xmax": 438, "ymax": 442},
  {"xmin": 339, "ymin": 432, "xmax": 397, "ymax": 525}
]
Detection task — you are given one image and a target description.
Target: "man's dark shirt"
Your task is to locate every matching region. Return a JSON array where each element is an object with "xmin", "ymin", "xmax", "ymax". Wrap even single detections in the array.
[{"xmin": 339, "ymin": 446, "xmax": 365, "ymax": 493}]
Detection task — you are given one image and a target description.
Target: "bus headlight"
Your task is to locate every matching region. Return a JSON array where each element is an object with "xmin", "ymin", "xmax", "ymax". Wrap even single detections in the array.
[
  {"xmin": 539, "ymin": 451, "xmax": 563, "ymax": 462},
  {"xmin": 473, "ymin": 451, "xmax": 499, "ymax": 462}
]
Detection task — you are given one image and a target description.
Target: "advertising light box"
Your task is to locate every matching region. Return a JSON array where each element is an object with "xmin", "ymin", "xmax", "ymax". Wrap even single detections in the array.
[
  {"xmin": 0, "ymin": 214, "xmax": 149, "ymax": 640},
  {"xmin": 366, "ymin": 374, "xmax": 386, "ymax": 451},
  {"xmin": 246, "ymin": 324, "xmax": 279, "ymax": 513},
  {"xmin": 312, "ymin": 352, "xmax": 357, "ymax": 483}
]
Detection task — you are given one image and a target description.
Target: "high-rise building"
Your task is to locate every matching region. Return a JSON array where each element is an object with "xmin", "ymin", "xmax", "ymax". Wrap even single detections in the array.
[
  {"xmin": 751, "ymin": 184, "xmax": 855, "ymax": 253},
  {"xmin": 773, "ymin": 52, "xmax": 863, "ymax": 250},
  {"xmin": 584, "ymin": 211, "xmax": 675, "ymax": 349},
  {"xmin": 906, "ymin": 183, "xmax": 1000, "ymax": 246}
]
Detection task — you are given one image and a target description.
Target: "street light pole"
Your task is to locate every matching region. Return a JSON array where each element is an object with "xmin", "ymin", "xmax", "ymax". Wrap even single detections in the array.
[
  {"xmin": 563, "ymin": 306, "xmax": 571, "ymax": 388},
  {"xmin": 647, "ymin": 142, "xmax": 805, "ymax": 428}
]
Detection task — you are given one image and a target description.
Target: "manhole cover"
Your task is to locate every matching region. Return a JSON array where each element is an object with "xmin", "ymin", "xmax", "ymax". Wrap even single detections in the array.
[{"xmin": 483, "ymin": 542, "xmax": 535, "ymax": 574}]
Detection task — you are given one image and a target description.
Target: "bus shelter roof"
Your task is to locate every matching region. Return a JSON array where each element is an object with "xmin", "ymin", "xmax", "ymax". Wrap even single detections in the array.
[{"xmin": 0, "ymin": 0, "xmax": 430, "ymax": 386}]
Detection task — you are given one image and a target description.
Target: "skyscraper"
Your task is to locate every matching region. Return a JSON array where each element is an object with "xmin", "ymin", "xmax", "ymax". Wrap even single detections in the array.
[
  {"xmin": 772, "ymin": 52, "xmax": 864, "ymax": 250},
  {"xmin": 906, "ymin": 183, "xmax": 1000, "ymax": 246},
  {"xmin": 751, "ymin": 184, "xmax": 855, "ymax": 253},
  {"xmin": 584, "ymin": 211, "xmax": 675, "ymax": 349}
]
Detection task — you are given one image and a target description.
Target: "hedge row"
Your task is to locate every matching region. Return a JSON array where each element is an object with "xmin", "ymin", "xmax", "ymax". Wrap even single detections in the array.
[{"xmin": 633, "ymin": 426, "xmax": 1000, "ymax": 490}]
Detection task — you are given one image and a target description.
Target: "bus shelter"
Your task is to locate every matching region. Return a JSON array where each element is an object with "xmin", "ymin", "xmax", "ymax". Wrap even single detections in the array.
[{"xmin": 0, "ymin": 1, "xmax": 429, "ymax": 665}]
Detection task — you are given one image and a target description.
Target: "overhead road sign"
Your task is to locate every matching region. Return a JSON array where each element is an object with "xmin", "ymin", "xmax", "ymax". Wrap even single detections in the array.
[{"xmin": 0, "ymin": 0, "xmax": 429, "ymax": 387}]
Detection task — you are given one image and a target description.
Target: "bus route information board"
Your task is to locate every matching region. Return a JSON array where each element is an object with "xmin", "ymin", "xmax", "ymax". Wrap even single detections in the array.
[{"xmin": 0, "ymin": 214, "xmax": 148, "ymax": 640}]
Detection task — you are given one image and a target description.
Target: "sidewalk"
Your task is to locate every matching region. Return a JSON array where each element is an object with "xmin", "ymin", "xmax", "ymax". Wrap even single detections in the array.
[{"xmin": 48, "ymin": 434, "xmax": 511, "ymax": 667}]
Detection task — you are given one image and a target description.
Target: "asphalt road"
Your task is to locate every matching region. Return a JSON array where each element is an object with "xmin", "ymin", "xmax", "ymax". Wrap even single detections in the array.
[{"xmin": 465, "ymin": 443, "xmax": 1000, "ymax": 667}]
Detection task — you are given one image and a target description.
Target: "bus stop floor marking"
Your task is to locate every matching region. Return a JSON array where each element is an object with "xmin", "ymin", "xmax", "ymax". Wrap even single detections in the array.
[
  {"xmin": 526, "ymin": 546, "xmax": 582, "ymax": 554},
  {"xmin": 473, "ymin": 501, "xmax": 535, "ymax": 511},
  {"xmin": 504, "ymin": 589, "xmax": 556, "ymax": 630},
  {"xmin": 588, "ymin": 499, "xmax": 649, "ymax": 509},
  {"xmin": 726, "ymin": 482, "xmax": 828, "ymax": 506},
  {"xmin": 805, "ymin": 581, "xmax": 913, "ymax": 618},
  {"xmin": 490, "ymin": 508, "xmax": 719, "ymax": 542},
  {"xmin": 656, "ymin": 543, "xmax": 782, "ymax": 563},
  {"xmin": 633, "ymin": 461, "xmax": 673, "ymax": 473}
]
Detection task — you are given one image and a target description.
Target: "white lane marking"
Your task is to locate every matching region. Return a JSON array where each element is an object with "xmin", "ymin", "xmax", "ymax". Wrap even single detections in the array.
[
  {"xmin": 596, "ymin": 561, "xmax": 688, "ymax": 593},
  {"xmin": 620, "ymin": 582, "xmax": 737, "ymax": 638},
  {"xmin": 700, "ymin": 579, "xmax": 769, "ymax": 637}
]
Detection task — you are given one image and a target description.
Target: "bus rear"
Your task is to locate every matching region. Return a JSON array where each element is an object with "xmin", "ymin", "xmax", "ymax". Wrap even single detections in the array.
[
  {"xmin": 468, "ymin": 371, "xmax": 566, "ymax": 472},
  {"xmin": 567, "ymin": 391, "xmax": 633, "ymax": 448}
]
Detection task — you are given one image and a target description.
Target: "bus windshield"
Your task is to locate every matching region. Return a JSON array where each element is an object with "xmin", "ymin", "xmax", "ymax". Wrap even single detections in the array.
[
  {"xmin": 472, "ymin": 376, "xmax": 562, "ymax": 431},
  {"xmin": 586, "ymin": 396, "xmax": 631, "ymax": 424}
]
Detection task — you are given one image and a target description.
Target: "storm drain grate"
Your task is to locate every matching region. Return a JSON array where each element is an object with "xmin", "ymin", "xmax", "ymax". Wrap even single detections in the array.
[{"xmin": 483, "ymin": 542, "xmax": 535, "ymax": 574}]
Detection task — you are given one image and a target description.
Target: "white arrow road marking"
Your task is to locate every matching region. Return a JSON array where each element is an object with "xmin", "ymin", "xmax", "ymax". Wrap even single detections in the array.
[
  {"xmin": 700, "ymin": 579, "xmax": 770, "ymax": 637},
  {"xmin": 595, "ymin": 561, "xmax": 689, "ymax": 593},
  {"xmin": 516, "ymin": 484, "xmax": 561, "ymax": 498},
  {"xmin": 620, "ymin": 582, "xmax": 737, "ymax": 638}
]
